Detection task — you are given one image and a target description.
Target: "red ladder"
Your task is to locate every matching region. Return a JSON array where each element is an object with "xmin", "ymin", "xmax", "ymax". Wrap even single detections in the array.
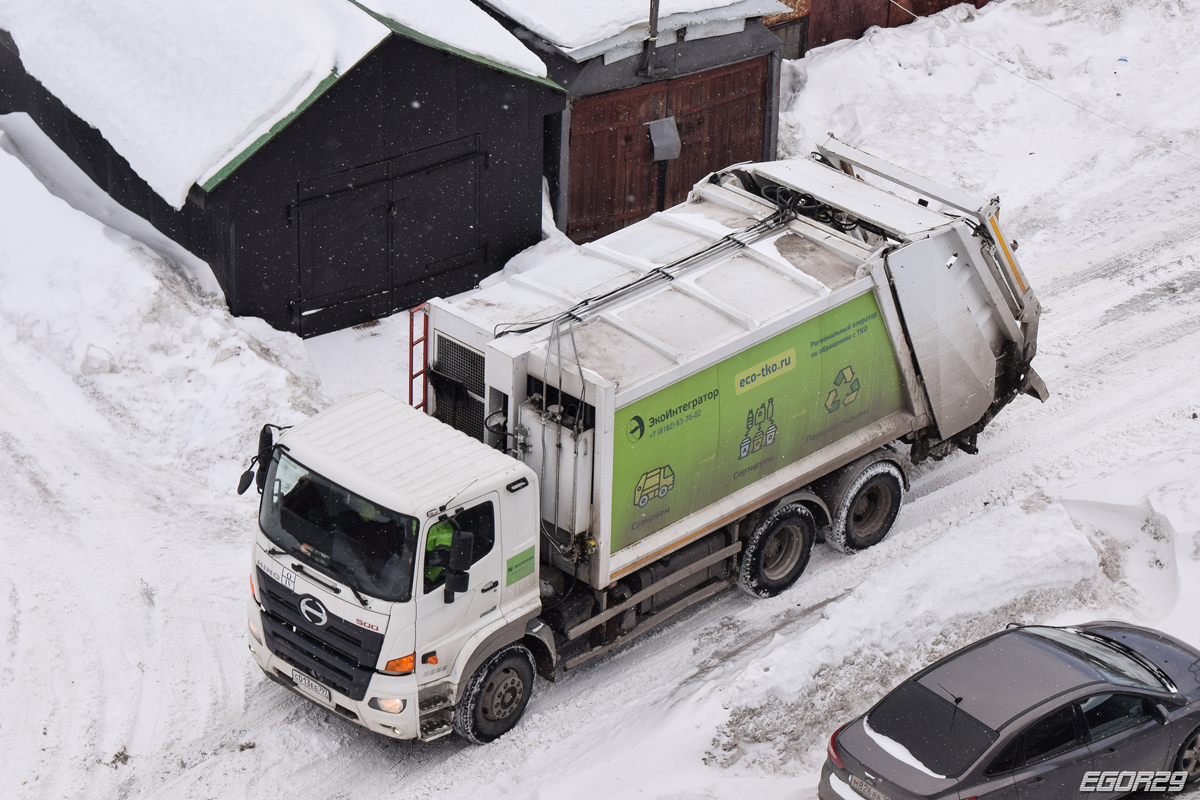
[{"xmin": 408, "ymin": 304, "xmax": 430, "ymax": 412}]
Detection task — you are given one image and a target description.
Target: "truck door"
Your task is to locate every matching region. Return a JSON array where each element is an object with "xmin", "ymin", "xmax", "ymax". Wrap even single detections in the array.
[{"xmin": 414, "ymin": 495, "xmax": 503, "ymax": 685}]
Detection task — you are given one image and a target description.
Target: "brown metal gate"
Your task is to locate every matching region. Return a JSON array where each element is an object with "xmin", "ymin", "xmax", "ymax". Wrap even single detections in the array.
[{"xmin": 567, "ymin": 57, "xmax": 768, "ymax": 243}]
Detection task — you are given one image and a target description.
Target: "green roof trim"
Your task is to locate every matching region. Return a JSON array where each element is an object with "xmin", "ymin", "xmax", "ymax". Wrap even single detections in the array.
[
  {"xmin": 200, "ymin": 69, "xmax": 343, "ymax": 192},
  {"xmin": 347, "ymin": 0, "xmax": 563, "ymax": 92}
]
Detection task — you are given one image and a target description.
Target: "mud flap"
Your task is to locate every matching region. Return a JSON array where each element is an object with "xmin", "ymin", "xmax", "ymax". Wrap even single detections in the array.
[{"xmin": 1022, "ymin": 366, "xmax": 1050, "ymax": 403}]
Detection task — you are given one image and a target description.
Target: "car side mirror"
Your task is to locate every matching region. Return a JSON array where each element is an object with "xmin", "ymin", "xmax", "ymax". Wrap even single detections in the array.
[{"xmin": 1152, "ymin": 703, "xmax": 1170, "ymax": 724}]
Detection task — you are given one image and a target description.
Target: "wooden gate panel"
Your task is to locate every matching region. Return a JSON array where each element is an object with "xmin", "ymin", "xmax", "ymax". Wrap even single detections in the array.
[
  {"xmin": 809, "ymin": 0, "xmax": 890, "ymax": 48},
  {"xmin": 664, "ymin": 58, "xmax": 767, "ymax": 208},
  {"xmin": 567, "ymin": 58, "xmax": 767, "ymax": 243},
  {"xmin": 567, "ymin": 84, "xmax": 667, "ymax": 242}
]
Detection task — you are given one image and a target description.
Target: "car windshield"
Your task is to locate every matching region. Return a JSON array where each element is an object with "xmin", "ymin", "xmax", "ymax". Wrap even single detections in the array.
[
  {"xmin": 868, "ymin": 681, "xmax": 998, "ymax": 778},
  {"xmin": 1023, "ymin": 626, "xmax": 1171, "ymax": 692},
  {"xmin": 259, "ymin": 451, "xmax": 419, "ymax": 602}
]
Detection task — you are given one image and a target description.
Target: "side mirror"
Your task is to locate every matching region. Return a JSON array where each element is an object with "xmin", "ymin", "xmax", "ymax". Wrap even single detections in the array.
[
  {"xmin": 443, "ymin": 528, "xmax": 474, "ymax": 603},
  {"xmin": 255, "ymin": 425, "xmax": 274, "ymax": 492},
  {"xmin": 1152, "ymin": 703, "xmax": 1171, "ymax": 725},
  {"xmin": 237, "ymin": 469, "xmax": 255, "ymax": 495},
  {"xmin": 449, "ymin": 528, "xmax": 474, "ymax": 572}
]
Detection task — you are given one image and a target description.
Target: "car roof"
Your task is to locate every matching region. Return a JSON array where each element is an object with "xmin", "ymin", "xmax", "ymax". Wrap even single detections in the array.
[{"xmin": 916, "ymin": 630, "xmax": 1105, "ymax": 730}]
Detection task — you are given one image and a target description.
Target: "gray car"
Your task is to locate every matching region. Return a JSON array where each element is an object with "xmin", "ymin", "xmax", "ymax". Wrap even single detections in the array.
[{"xmin": 819, "ymin": 622, "xmax": 1200, "ymax": 800}]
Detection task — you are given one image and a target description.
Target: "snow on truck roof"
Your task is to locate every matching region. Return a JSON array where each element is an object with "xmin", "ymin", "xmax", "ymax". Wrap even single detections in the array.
[
  {"xmin": 0, "ymin": 0, "xmax": 549, "ymax": 209},
  {"xmin": 448, "ymin": 156, "xmax": 957, "ymax": 401},
  {"xmin": 482, "ymin": 0, "xmax": 789, "ymax": 59},
  {"xmin": 280, "ymin": 389, "xmax": 525, "ymax": 516}
]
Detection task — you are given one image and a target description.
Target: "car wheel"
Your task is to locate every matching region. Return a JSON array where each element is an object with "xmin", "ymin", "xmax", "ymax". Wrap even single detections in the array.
[
  {"xmin": 738, "ymin": 503, "xmax": 815, "ymax": 598},
  {"xmin": 1176, "ymin": 724, "xmax": 1200, "ymax": 784},
  {"xmin": 453, "ymin": 644, "xmax": 536, "ymax": 744},
  {"xmin": 827, "ymin": 461, "xmax": 904, "ymax": 554}
]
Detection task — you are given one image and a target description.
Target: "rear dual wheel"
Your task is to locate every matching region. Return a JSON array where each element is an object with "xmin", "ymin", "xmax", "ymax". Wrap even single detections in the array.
[
  {"xmin": 738, "ymin": 503, "xmax": 816, "ymax": 598},
  {"xmin": 826, "ymin": 461, "xmax": 904, "ymax": 554}
]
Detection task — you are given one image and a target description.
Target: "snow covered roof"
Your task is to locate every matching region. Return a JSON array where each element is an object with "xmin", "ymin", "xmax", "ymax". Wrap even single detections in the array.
[
  {"xmin": 0, "ymin": 0, "xmax": 550, "ymax": 210},
  {"xmin": 482, "ymin": 0, "xmax": 790, "ymax": 61}
]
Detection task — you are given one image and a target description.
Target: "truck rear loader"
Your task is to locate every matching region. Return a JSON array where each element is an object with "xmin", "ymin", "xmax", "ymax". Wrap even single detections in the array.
[{"xmin": 240, "ymin": 136, "xmax": 1048, "ymax": 744}]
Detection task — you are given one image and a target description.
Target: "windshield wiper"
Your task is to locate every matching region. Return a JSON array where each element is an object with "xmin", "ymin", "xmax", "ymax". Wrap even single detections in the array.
[
  {"xmin": 290, "ymin": 561, "xmax": 341, "ymax": 595},
  {"xmin": 320, "ymin": 560, "xmax": 370, "ymax": 608}
]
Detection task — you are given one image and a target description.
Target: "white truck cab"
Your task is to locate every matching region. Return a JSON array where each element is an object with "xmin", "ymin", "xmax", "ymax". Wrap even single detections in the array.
[{"xmin": 246, "ymin": 389, "xmax": 547, "ymax": 742}]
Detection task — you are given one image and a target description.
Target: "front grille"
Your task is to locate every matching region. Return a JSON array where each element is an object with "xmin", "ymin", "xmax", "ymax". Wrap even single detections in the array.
[
  {"xmin": 434, "ymin": 334, "xmax": 484, "ymax": 397},
  {"xmin": 256, "ymin": 566, "xmax": 384, "ymax": 701}
]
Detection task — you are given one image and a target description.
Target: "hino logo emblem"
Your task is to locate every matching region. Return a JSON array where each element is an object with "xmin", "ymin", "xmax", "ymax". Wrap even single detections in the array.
[{"xmin": 299, "ymin": 596, "xmax": 329, "ymax": 628}]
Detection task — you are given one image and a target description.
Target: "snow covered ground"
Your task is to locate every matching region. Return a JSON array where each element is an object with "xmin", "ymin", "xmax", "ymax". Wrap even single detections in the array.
[{"xmin": 2, "ymin": 0, "xmax": 1199, "ymax": 797}]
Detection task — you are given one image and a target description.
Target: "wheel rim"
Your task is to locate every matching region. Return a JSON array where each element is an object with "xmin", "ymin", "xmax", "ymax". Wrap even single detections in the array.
[
  {"xmin": 482, "ymin": 666, "xmax": 525, "ymax": 722},
  {"xmin": 850, "ymin": 484, "xmax": 892, "ymax": 538},
  {"xmin": 761, "ymin": 524, "xmax": 802, "ymax": 581},
  {"xmin": 1183, "ymin": 731, "xmax": 1200, "ymax": 777}
]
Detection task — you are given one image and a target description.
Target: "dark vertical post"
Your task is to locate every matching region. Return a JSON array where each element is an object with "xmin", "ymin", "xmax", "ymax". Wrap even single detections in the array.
[{"xmin": 639, "ymin": 0, "xmax": 662, "ymax": 78}]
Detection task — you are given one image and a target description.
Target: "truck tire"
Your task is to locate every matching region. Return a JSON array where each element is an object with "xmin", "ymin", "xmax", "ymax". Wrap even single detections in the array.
[
  {"xmin": 1176, "ymin": 724, "xmax": 1200, "ymax": 783},
  {"xmin": 738, "ymin": 503, "xmax": 815, "ymax": 598},
  {"xmin": 827, "ymin": 461, "xmax": 903, "ymax": 554},
  {"xmin": 453, "ymin": 643, "xmax": 536, "ymax": 744}
]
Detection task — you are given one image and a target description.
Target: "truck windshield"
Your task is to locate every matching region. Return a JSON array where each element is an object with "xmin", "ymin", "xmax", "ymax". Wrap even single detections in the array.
[{"xmin": 259, "ymin": 451, "xmax": 419, "ymax": 602}]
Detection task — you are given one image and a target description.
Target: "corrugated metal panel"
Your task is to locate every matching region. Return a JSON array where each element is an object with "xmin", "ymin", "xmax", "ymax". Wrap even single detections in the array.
[{"xmin": 279, "ymin": 389, "xmax": 520, "ymax": 515}]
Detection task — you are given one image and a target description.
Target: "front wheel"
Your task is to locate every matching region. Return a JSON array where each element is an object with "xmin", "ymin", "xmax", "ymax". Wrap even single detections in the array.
[
  {"xmin": 1176, "ymin": 725, "xmax": 1200, "ymax": 784},
  {"xmin": 453, "ymin": 644, "xmax": 536, "ymax": 744},
  {"xmin": 827, "ymin": 461, "xmax": 904, "ymax": 554},
  {"xmin": 738, "ymin": 503, "xmax": 815, "ymax": 598}
]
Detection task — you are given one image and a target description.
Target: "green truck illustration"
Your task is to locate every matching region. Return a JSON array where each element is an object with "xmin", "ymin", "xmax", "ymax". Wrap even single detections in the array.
[
  {"xmin": 634, "ymin": 465, "xmax": 675, "ymax": 507},
  {"xmin": 242, "ymin": 136, "xmax": 1047, "ymax": 745}
]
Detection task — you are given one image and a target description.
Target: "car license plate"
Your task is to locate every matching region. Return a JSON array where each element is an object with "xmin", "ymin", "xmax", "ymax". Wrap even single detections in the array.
[
  {"xmin": 292, "ymin": 670, "xmax": 331, "ymax": 702},
  {"xmin": 849, "ymin": 775, "xmax": 891, "ymax": 800}
]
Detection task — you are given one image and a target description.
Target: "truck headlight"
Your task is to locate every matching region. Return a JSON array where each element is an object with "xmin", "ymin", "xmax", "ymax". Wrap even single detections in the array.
[{"xmin": 369, "ymin": 697, "xmax": 407, "ymax": 714}]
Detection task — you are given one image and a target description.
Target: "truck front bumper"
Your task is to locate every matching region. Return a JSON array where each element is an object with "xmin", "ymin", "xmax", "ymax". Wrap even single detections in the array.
[{"xmin": 246, "ymin": 600, "xmax": 420, "ymax": 740}]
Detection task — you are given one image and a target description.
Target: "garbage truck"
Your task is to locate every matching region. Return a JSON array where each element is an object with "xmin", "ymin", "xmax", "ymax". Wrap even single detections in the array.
[{"xmin": 240, "ymin": 135, "xmax": 1048, "ymax": 744}]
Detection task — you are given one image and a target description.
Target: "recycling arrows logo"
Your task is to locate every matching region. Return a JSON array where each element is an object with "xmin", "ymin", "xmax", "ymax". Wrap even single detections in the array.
[{"xmin": 825, "ymin": 366, "xmax": 860, "ymax": 413}]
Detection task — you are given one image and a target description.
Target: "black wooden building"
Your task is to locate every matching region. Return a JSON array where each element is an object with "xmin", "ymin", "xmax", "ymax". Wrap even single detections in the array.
[{"xmin": 0, "ymin": 16, "xmax": 563, "ymax": 337}]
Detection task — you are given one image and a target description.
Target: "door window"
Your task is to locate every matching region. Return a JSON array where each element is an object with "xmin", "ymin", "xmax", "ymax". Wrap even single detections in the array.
[
  {"xmin": 1022, "ymin": 704, "xmax": 1084, "ymax": 765},
  {"xmin": 422, "ymin": 501, "xmax": 495, "ymax": 594},
  {"xmin": 984, "ymin": 736, "xmax": 1024, "ymax": 776},
  {"xmin": 1081, "ymin": 694, "xmax": 1152, "ymax": 741}
]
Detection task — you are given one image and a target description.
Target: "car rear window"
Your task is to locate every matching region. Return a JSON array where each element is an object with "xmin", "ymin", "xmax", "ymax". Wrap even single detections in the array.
[{"xmin": 868, "ymin": 681, "xmax": 999, "ymax": 777}]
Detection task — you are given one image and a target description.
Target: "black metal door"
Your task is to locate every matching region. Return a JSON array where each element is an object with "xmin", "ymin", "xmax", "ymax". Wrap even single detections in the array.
[
  {"xmin": 296, "ymin": 164, "xmax": 391, "ymax": 336},
  {"xmin": 391, "ymin": 150, "xmax": 485, "ymax": 312}
]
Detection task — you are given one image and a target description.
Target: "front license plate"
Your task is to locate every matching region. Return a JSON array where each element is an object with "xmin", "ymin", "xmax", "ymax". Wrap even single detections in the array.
[
  {"xmin": 849, "ymin": 775, "xmax": 891, "ymax": 800},
  {"xmin": 292, "ymin": 670, "xmax": 331, "ymax": 703}
]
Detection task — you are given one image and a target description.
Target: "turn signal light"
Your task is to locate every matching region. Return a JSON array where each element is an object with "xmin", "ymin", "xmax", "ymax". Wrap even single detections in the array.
[
  {"xmin": 384, "ymin": 654, "xmax": 415, "ymax": 675},
  {"xmin": 249, "ymin": 574, "xmax": 256, "ymax": 602},
  {"xmin": 828, "ymin": 725, "xmax": 846, "ymax": 770}
]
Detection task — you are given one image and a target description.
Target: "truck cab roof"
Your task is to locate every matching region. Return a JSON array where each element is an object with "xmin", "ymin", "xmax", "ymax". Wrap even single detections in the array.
[{"xmin": 276, "ymin": 389, "xmax": 528, "ymax": 517}]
